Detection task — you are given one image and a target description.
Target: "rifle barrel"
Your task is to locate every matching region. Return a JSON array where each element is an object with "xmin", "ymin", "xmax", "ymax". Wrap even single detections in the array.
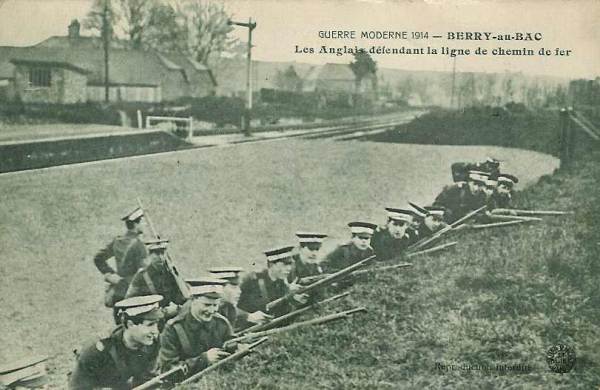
[
  {"xmin": 492, "ymin": 208, "xmax": 573, "ymax": 216},
  {"xmin": 470, "ymin": 220, "xmax": 530, "ymax": 229},
  {"xmin": 351, "ymin": 263, "xmax": 412, "ymax": 276},
  {"xmin": 240, "ymin": 292, "xmax": 350, "ymax": 335},
  {"xmin": 488, "ymin": 214, "xmax": 542, "ymax": 222},
  {"xmin": 408, "ymin": 205, "xmax": 487, "ymax": 252},
  {"xmin": 265, "ymin": 255, "xmax": 376, "ymax": 312},
  {"xmin": 231, "ymin": 307, "xmax": 367, "ymax": 345},
  {"xmin": 179, "ymin": 337, "xmax": 269, "ymax": 385},
  {"xmin": 406, "ymin": 241, "xmax": 457, "ymax": 258}
]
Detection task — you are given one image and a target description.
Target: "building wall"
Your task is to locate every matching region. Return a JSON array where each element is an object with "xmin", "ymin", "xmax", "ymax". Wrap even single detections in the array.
[
  {"xmin": 14, "ymin": 65, "xmax": 86, "ymax": 104},
  {"xmin": 315, "ymin": 79, "xmax": 355, "ymax": 93},
  {"xmin": 160, "ymin": 70, "xmax": 190, "ymax": 101}
]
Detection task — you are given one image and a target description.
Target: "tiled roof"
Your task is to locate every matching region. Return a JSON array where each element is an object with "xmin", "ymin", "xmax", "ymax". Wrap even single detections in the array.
[{"xmin": 0, "ymin": 36, "xmax": 215, "ymax": 88}]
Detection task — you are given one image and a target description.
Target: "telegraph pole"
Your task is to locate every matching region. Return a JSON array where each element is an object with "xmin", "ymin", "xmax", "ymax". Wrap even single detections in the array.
[
  {"xmin": 102, "ymin": 0, "xmax": 110, "ymax": 102},
  {"xmin": 228, "ymin": 18, "xmax": 256, "ymax": 136},
  {"xmin": 449, "ymin": 56, "xmax": 456, "ymax": 109}
]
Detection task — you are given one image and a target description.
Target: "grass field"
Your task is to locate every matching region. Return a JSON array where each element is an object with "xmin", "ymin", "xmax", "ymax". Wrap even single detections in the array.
[{"xmin": 0, "ymin": 137, "xmax": 560, "ymax": 388}]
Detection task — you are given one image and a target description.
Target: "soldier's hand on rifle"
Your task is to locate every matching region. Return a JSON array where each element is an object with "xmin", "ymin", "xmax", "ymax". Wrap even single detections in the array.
[
  {"xmin": 247, "ymin": 311, "xmax": 273, "ymax": 324},
  {"xmin": 293, "ymin": 293, "xmax": 309, "ymax": 305},
  {"xmin": 205, "ymin": 348, "xmax": 230, "ymax": 364},
  {"xmin": 162, "ymin": 303, "xmax": 180, "ymax": 319},
  {"xmin": 103, "ymin": 272, "xmax": 123, "ymax": 285},
  {"xmin": 288, "ymin": 280, "xmax": 303, "ymax": 292}
]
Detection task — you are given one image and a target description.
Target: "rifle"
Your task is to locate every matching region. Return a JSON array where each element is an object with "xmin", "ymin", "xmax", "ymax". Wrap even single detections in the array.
[
  {"xmin": 224, "ymin": 307, "xmax": 366, "ymax": 349},
  {"xmin": 408, "ymin": 201, "xmax": 428, "ymax": 216},
  {"xmin": 136, "ymin": 198, "xmax": 191, "ymax": 299},
  {"xmin": 488, "ymin": 214, "xmax": 542, "ymax": 222},
  {"xmin": 179, "ymin": 337, "xmax": 269, "ymax": 386},
  {"xmin": 351, "ymin": 262, "xmax": 412, "ymax": 276},
  {"xmin": 299, "ymin": 241, "xmax": 455, "ymax": 284},
  {"xmin": 131, "ymin": 364, "xmax": 186, "ymax": 390},
  {"xmin": 239, "ymin": 292, "xmax": 350, "ymax": 335},
  {"xmin": 407, "ymin": 205, "xmax": 487, "ymax": 252},
  {"xmin": 265, "ymin": 255, "xmax": 376, "ymax": 312},
  {"xmin": 491, "ymin": 208, "xmax": 574, "ymax": 216},
  {"xmin": 470, "ymin": 220, "xmax": 532, "ymax": 230},
  {"xmin": 406, "ymin": 241, "xmax": 457, "ymax": 258}
]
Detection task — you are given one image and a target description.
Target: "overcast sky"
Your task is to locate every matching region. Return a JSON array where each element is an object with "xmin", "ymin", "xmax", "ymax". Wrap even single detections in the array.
[{"xmin": 0, "ymin": 0, "xmax": 598, "ymax": 79}]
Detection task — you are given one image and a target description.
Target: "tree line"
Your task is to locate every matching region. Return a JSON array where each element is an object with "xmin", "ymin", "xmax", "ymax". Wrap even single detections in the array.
[{"xmin": 84, "ymin": 0, "xmax": 235, "ymax": 65}]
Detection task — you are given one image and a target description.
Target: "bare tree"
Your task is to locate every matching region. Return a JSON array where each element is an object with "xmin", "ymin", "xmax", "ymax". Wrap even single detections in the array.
[
  {"xmin": 115, "ymin": 0, "xmax": 159, "ymax": 49},
  {"xmin": 180, "ymin": 0, "xmax": 235, "ymax": 64},
  {"xmin": 83, "ymin": 0, "xmax": 120, "ymax": 39}
]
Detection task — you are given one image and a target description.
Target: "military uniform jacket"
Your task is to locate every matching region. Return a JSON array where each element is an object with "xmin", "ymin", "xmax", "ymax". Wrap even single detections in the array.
[
  {"xmin": 158, "ymin": 307, "xmax": 232, "ymax": 374},
  {"xmin": 323, "ymin": 243, "xmax": 375, "ymax": 272},
  {"xmin": 68, "ymin": 326, "xmax": 159, "ymax": 390},
  {"xmin": 237, "ymin": 269, "xmax": 293, "ymax": 318},
  {"xmin": 94, "ymin": 231, "xmax": 148, "ymax": 279},
  {"xmin": 370, "ymin": 228, "xmax": 416, "ymax": 261},
  {"xmin": 489, "ymin": 191, "xmax": 514, "ymax": 210},
  {"xmin": 288, "ymin": 253, "xmax": 323, "ymax": 283},
  {"xmin": 125, "ymin": 260, "xmax": 186, "ymax": 307},
  {"xmin": 433, "ymin": 182, "xmax": 486, "ymax": 224}
]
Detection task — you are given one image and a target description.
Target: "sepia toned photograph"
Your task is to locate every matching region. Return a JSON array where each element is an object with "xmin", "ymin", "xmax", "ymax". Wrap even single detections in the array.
[{"xmin": 0, "ymin": 0, "xmax": 598, "ymax": 388}]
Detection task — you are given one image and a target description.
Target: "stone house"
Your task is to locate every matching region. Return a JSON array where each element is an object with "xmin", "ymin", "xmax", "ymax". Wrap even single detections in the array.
[{"xmin": 0, "ymin": 20, "xmax": 216, "ymax": 104}]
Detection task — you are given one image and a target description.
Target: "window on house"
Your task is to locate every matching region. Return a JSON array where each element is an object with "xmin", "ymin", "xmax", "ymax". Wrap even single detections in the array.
[{"xmin": 29, "ymin": 68, "xmax": 52, "ymax": 87}]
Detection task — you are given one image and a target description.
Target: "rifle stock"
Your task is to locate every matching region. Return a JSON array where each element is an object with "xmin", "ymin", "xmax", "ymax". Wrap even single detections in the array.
[
  {"xmin": 136, "ymin": 198, "xmax": 191, "ymax": 299},
  {"xmin": 131, "ymin": 364, "xmax": 186, "ymax": 390},
  {"xmin": 179, "ymin": 337, "xmax": 269, "ymax": 386},
  {"xmin": 226, "ymin": 307, "xmax": 366, "ymax": 348},
  {"xmin": 265, "ymin": 255, "xmax": 376, "ymax": 312},
  {"xmin": 240, "ymin": 292, "xmax": 350, "ymax": 335}
]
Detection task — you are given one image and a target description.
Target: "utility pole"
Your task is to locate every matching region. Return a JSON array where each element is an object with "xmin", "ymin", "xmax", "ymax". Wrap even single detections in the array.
[
  {"xmin": 102, "ymin": 0, "xmax": 110, "ymax": 103},
  {"xmin": 228, "ymin": 18, "xmax": 256, "ymax": 136},
  {"xmin": 449, "ymin": 56, "xmax": 456, "ymax": 109}
]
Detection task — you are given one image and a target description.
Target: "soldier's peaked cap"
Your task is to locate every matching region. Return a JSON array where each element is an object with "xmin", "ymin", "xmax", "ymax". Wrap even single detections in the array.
[
  {"xmin": 385, "ymin": 208, "xmax": 415, "ymax": 222},
  {"xmin": 348, "ymin": 222, "xmax": 377, "ymax": 235},
  {"xmin": 208, "ymin": 266, "xmax": 244, "ymax": 274},
  {"xmin": 295, "ymin": 232, "xmax": 328, "ymax": 244},
  {"xmin": 424, "ymin": 206, "xmax": 446, "ymax": 216},
  {"xmin": 468, "ymin": 170, "xmax": 489, "ymax": 182},
  {"xmin": 186, "ymin": 278, "xmax": 225, "ymax": 298},
  {"xmin": 264, "ymin": 245, "xmax": 296, "ymax": 263},
  {"xmin": 185, "ymin": 276, "xmax": 228, "ymax": 287},
  {"xmin": 486, "ymin": 156, "xmax": 501, "ymax": 164},
  {"xmin": 497, "ymin": 173, "xmax": 519, "ymax": 185},
  {"xmin": 121, "ymin": 207, "xmax": 144, "ymax": 222},
  {"xmin": 208, "ymin": 267, "xmax": 243, "ymax": 285},
  {"xmin": 114, "ymin": 295, "xmax": 163, "ymax": 319},
  {"xmin": 145, "ymin": 239, "xmax": 169, "ymax": 252}
]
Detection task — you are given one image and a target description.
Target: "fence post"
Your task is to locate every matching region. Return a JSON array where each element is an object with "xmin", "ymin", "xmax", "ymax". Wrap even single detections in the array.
[
  {"xmin": 567, "ymin": 107, "xmax": 576, "ymax": 165},
  {"xmin": 188, "ymin": 116, "xmax": 193, "ymax": 141},
  {"xmin": 559, "ymin": 107, "xmax": 570, "ymax": 170},
  {"xmin": 137, "ymin": 110, "xmax": 142, "ymax": 129}
]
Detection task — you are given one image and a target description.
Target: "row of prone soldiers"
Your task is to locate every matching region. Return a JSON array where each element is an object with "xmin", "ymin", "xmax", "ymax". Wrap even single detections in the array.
[{"xmin": 64, "ymin": 158, "xmax": 519, "ymax": 389}]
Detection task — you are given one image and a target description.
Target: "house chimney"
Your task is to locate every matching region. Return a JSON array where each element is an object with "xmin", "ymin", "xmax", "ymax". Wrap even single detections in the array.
[{"xmin": 68, "ymin": 19, "xmax": 80, "ymax": 39}]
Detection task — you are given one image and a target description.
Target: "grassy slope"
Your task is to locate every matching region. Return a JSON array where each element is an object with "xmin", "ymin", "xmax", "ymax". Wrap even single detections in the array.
[
  {"xmin": 362, "ymin": 107, "xmax": 562, "ymax": 157},
  {"xmin": 0, "ymin": 138, "xmax": 560, "ymax": 388},
  {"xmin": 194, "ymin": 153, "xmax": 600, "ymax": 390}
]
